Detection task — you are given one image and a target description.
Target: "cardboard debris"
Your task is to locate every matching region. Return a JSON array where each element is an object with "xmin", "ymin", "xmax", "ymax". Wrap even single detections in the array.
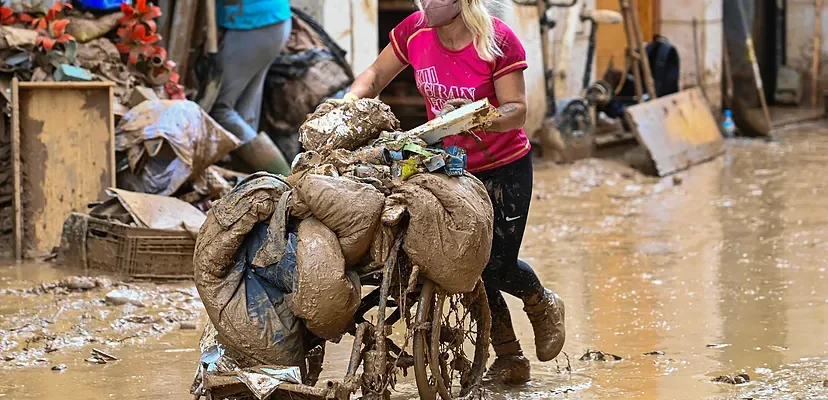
[{"xmin": 104, "ymin": 188, "xmax": 206, "ymax": 233}]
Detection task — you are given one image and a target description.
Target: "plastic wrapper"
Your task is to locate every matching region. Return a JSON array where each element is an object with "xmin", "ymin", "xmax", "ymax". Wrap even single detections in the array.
[{"xmin": 116, "ymin": 100, "xmax": 242, "ymax": 196}]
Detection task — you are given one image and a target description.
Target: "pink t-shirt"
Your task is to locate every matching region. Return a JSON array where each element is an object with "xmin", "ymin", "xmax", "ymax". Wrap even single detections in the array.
[{"xmin": 390, "ymin": 11, "xmax": 531, "ymax": 173}]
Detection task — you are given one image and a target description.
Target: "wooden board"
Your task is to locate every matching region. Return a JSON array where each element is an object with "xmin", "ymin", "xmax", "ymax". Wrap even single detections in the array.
[
  {"xmin": 623, "ymin": 87, "xmax": 724, "ymax": 176},
  {"xmin": 595, "ymin": 0, "xmax": 658, "ymax": 77},
  {"xmin": 406, "ymin": 99, "xmax": 500, "ymax": 145},
  {"xmin": 11, "ymin": 80, "xmax": 116, "ymax": 259}
]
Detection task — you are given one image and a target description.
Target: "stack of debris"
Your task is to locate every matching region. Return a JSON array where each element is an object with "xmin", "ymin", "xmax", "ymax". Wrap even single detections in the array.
[
  {"xmin": 0, "ymin": 2, "xmax": 182, "ymax": 107},
  {"xmin": 56, "ymin": 188, "xmax": 207, "ymax": 279},
  {"xmin": 190, "ymin": 98, "xmax": 498, "ymax": 395}
]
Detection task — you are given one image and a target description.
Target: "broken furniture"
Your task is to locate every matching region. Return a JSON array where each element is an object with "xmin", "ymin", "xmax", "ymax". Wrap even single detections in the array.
[
  {"xmin": 57, "ymin": 188, "xmax": 205, "ymax": 279},
  {"xmin": 10, "ymin": 79, "xmax": 116, "ymax": 259}
]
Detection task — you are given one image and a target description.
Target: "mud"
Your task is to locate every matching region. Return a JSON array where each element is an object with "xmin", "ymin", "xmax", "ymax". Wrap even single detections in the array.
[
  {"xmin": 298, "ymin": 98, "xmax": 400, "ymax": 152},
  {"xmin": 293, "ymin": 218, "xmax": 361, "ymax": 340},
  {"xmin": 292, "ymin": 174, "xmax": 385, "ymax": 266},
  {"xmin": 394, "ymin": 173, "xmax": 494, "ymax": 294},
  {"xmin": 0, "ymin": 264, "xmax": 202, "ymax": 375},
  {"xmin": 2, "ymin": 123, "xmax": 828, "ymax": 399}
]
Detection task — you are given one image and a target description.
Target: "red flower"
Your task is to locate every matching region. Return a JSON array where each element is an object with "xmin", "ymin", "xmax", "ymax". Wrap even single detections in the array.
[
  {"xmin": 36, "ymin": 19, "xmax": 74, "ymax": 51},
  {"xmin": 0, "ymin": 7, "xmax": 16, "ymax": 25},
  {"xmin": 119, "ymin": 0, "xmax": 161, "ymax": 32},
  {"xmin": 116, "ymin": 23, "xmax": 161, "ymax": 65},
  {"xmin": 31, "ymin": 2, "xmax": 71, "ymax": 30}
]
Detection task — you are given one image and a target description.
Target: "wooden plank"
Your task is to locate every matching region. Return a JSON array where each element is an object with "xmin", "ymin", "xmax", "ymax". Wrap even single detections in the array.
[
  {"xmin": 167, "ymin": 0, "xmax": 199, "ymax": 86},
  {"xmin": 15, "ymin": 83, "xmax": 115, "ymax": 258},
  {"xmin": 554, "ymin": 0, "xmax": 582, "ymax": 100},
  {"xmin": 813, "ymin": 0, "xmax": 823, "ymax": 107},
  {"xmin": 203, "ymin": 374, "xmax": 330, "ymax": 400},
  {"xmin": 406, "ymin": 99, "xmax": 500, "ymax": 145},
  {"xmin": 18, "ymin": 81, "xmax": 114, "ymax": 89},
  {"xmin": 157, "ymin": 0, "xmax": 174, "ymax": 48},
  {"xmin": 11, "ymin": 78, "xmax": 21, "ymax": 260},
  {"xmin": 623, "ymin": 87, "xmax": 724, "ymax": 176}
]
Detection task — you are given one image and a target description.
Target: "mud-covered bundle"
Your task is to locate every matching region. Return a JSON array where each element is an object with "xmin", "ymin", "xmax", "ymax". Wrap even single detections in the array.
[
  {"xmin": 193, "ymin": 99, "xmax": 494, "ymax": 368},
  {"xmin": 292, "ymin": 99, "xmax": 495, "ymax": 295}
]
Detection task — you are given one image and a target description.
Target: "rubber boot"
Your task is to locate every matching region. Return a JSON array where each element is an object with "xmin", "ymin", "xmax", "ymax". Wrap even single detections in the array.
[
  {"xmin": 485, "ymin": 340, "xmax": 531, "ymax": 385},
  {"xmin": 524, "ymin": 289, "xmax": 566, "ymax": 362},
  {"xmin": 233, "ymin": 132, "xmax": 291, "ymax": 175}
]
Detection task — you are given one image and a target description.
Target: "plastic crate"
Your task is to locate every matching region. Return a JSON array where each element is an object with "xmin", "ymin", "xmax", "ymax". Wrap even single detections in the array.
[{"xmin": 57, "ymin": 212, "xmax": 195, "ymax": 279}]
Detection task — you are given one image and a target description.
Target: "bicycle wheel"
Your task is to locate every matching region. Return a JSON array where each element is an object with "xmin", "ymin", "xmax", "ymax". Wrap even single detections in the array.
[{"xmin": 413, "ymin": 279, "xmax": 490, "ymax": 399}]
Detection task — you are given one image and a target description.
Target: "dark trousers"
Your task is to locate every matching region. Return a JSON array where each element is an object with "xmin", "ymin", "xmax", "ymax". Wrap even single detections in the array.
[{"xmin": 473, "ymin": 152, "xmax": 545, "ymax": 348}]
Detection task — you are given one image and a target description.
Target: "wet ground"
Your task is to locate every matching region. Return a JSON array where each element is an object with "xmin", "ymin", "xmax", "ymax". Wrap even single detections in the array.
[{"xmin": 1, "ymin": 123, "xmax": 827, "ymax": 399}]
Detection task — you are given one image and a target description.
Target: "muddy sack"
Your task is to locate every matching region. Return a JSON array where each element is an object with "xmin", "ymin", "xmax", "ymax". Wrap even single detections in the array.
[
  {"xmin": 298, "ymin": 98, "xmax": 399, "ymax": 152},
  {"xmin": 393, "ymin": 173, "xmax": 494, "ymax": 294},
  {"xmin": 292, "ymin": 174, "xmax": 385, "ymax": 266},
  {"xmin": 194, "ymin": 173, "xmax": 307, "ymax": 367},
  {"xmin": 292, "ymin": 218, "xmax": 361, "ymax": 340},
  {"xmin": 116, "ymin": 100, "xmax": 242, "ymax": 196}
]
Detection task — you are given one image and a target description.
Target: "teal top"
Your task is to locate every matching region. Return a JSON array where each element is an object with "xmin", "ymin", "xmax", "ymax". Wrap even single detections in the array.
[{"xmin": 216, "ymin": 0, "xmax": 291, "ymax": 30}]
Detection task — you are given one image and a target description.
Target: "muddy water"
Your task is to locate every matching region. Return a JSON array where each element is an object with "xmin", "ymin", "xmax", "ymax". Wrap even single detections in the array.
[{"xmin": 1, "ymin": 124, "xmax": 828, "ymax": 399}]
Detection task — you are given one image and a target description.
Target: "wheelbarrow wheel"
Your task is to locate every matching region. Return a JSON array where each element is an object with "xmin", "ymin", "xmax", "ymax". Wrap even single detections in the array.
[{"xmin": 413, "ymin": 279, "xmax": 490, "ymax": 399}]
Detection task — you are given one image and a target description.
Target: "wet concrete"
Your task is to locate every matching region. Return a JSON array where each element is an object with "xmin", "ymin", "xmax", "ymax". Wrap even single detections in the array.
[{"xmin": 1, "ymin": 123, "xmax": 827, "ymax": 399}]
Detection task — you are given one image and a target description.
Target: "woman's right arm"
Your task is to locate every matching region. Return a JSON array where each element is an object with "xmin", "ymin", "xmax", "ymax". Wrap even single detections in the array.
[{"xmin": 348, "ymin": 44, "xmax": 408, "ymax": 99}]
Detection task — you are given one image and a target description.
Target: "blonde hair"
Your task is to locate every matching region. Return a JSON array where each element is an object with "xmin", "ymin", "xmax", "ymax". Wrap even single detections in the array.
[{"xmin": 415, "ymin": 0, "xmax": 504, "ymax": 62}]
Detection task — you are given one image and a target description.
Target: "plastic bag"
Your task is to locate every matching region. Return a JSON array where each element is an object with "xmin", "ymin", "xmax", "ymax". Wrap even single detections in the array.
[
  {"xmin": 194, "ymin": 173, "xmax": 307, "ymax": 367},
  {"xmin": 292, "ymin": 174, "xmax": 384, "ymax": 266},
  {"xmin": 116, "ymin": 100, "xmax": 242, "ymax": 196}
]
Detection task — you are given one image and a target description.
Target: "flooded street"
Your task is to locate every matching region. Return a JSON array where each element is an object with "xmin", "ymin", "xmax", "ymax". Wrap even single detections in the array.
[{"xmin": 1, "ymin": 123, "xmax": 827, "ymax": 399}]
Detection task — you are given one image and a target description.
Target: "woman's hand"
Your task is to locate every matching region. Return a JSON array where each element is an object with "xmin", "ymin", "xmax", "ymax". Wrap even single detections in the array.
[
  {"xmin": 326, "ymin": 92, "xmax": 360, "ymax": 106},
  {"xmin": 438, "ymin": 98, "xmax": 473, "ymax": 116}
]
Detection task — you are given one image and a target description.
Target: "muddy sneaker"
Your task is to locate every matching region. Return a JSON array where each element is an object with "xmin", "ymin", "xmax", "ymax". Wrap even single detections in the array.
[
  {"xmin": 486, "ymin": 354, "xmax": 531, "ymax": 385},
  {"xmin": 524, "ymin": 289, "xmax": 566, "ymax": 362}
]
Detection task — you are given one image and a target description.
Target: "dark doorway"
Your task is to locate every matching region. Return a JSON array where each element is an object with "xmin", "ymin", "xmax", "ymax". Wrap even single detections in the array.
[{"xmin": 754, "ymin": 0, "xmax": 786, "ymax": 104}]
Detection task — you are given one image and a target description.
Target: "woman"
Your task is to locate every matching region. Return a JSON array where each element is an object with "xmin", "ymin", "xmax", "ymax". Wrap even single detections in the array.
[
  {"xmin": 343, "ymin": 0, "xmax": 565, "ymax": 384},
  {"xmin": 212, "ymin": 0, "xmax": 292, "ymax": 175}
]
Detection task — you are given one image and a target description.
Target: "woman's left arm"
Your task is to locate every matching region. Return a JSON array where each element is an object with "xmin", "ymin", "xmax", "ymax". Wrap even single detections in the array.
[{"xmin": 487, "ymin": 70, "xmax": 528, "ymax": 132}]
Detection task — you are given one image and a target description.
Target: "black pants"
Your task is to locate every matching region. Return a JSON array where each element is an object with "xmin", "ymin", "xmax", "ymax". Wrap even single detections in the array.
[{"xmin": 473, "ymin": 152, "xmax": 545, "ymax": 348}]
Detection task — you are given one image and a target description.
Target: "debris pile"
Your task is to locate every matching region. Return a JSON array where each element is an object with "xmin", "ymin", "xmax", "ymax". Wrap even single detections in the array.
[
  {"xmin": 191, "ymin": 98, "xmax": 498, "ymax": 382},
  {"xmin": 0, "ymin": 2, "xmax": 181, "ymax": 103},
  {"xmin": 114, "ymin": 99, "xmax": 242, "ymax": 203}
]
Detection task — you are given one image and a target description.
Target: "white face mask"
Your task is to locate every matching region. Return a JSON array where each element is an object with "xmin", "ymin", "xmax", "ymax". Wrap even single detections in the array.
[{"xmin": 422, "ymin": 0, "xmax": 462, "ymax": 27}]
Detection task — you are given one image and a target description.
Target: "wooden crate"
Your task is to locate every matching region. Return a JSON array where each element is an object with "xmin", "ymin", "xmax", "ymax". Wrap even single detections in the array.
[{"xmin": 11, "ymin": 80, "xmax": 116, "ymax": 259}]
